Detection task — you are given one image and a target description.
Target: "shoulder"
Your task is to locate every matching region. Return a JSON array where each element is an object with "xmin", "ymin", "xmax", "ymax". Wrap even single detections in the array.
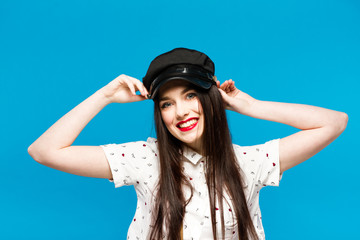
[
  {"xmin": 101, "ymin": 137, "xmax": 158, "ymax": 153},
  {"xmin": 233, "ymin": 139, "xmax": 282, "ymax": 187},
  {"xmin": 100, "ymin": 138, "xmax": 160, "ymax": 188},
  {"xmin": 233, "ymin": 139, "xmax": 279, "ymax": 154},
  {"xmin": 100, "ymin": 137, "xmax": 159, "ymax": 167},
  {"xmin": 232, "ymin": 139, "xmax": 280, "ymax": 168}
]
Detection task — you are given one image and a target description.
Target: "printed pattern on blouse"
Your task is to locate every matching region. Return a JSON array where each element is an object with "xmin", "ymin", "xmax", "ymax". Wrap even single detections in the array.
[{"xmin": 100, "ymin": 137, "xmax": 282, "ymax": 240}]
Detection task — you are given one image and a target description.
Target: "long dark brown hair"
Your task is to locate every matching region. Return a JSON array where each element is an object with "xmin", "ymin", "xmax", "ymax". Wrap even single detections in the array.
[{"xmin": 150, "ymin": 82, "xmax": 258, "ymax": 240}]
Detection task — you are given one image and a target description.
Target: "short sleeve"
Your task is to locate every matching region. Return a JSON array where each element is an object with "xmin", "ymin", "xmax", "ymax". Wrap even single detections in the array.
[
  {"xmin": 100, "ymin": 138, "xmax": 158, "ymax": 188},
  {"xmin": 234, "ymin": 139, "xmax": 283, "ymax": 187}
]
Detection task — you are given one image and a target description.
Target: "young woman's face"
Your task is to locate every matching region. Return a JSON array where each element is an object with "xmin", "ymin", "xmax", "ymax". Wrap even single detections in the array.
[{"xmin": 158, "ymin": 81, "xmax": 204, "ymax": 153}]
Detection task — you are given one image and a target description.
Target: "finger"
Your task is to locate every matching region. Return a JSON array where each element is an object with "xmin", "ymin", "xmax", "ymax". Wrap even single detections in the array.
[
  {"xmin": 227, "ymin": 80, "xmax": 234, "ymax": 91},
  {"xmin": 225, "ymin": 80, "xmax": 231, "ymax": 92},
  {"xmin": 216, "ymin": 80, "xmax": 220, "ymax": 88},
  {"xmin": 116, "ymin": 74, "xmax": 127, "ymax": 85},
  {"xmin": 138, "ymin": 82, "xmax": 149, "ymax": 98},
  {"xmin": 228, "ymin": 80, "xmax": 236, "ymax": 90},
  {"xmin": 218, "ymin": 88, "xmax": 229, "ymax": 100},
  {"xmin": 130, "ymin": 94, "xmax": 147, "ymax": 102},
  {"xmin": 123, "ymin": 76, "xmax": 136, "ymax": 95},
  {"xmin": 144, "ymin": 85, "xmax": 149, "ymax": 96},
  {"xmin": 127, "ymin": 76, "xmax": 148, "ymax": 97},
  {"xmin": 134, "ymin": 79, "xmax": 147, "ymax": 97},
  {"xmin": 218, "ymin": 88, "xmax": 233, "ymax": 110},
  {"xmin": 139, "ymin": 84, "xmax": 149, "ymax": 99},
  {"xmin": 220, "ymin": 81, "xmax": 228, "ymax": 90},
  {"xmin": 126, "ymin": 75, "xmax": 143, "ymax": 95},
  {"xmin": 230, "ymin": 82, "xmax": 236, "ymax": 91},
  {"xmin": 127, "ymin": 75, "xmax": 140, "ymax": 82}
]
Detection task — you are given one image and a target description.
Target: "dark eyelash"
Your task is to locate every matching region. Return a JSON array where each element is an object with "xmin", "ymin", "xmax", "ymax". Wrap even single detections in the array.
[
  {"xmin": 160, "ymin": 102, "xmax": 171, "ymax": 109},
  {"xmin": 187, "ymin": 92, "xmax": 197, "ymax": 98}
]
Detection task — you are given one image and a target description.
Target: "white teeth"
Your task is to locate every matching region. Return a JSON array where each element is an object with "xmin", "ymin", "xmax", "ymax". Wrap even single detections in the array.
[{"xmin": 179, "ymin": 119, "xmax": 197, "ymax": 128}]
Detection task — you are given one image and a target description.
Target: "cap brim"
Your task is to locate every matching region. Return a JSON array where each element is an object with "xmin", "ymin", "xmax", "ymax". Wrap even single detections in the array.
[{"xmin": 150, "ymin": 76, "xmax": 213, "ymax": 99}]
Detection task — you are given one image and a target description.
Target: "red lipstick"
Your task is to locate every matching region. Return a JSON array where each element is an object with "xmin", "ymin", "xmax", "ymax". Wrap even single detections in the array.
[{"xmin": 176, "ymin": 118, "xmax": 198, "ymax": 132}]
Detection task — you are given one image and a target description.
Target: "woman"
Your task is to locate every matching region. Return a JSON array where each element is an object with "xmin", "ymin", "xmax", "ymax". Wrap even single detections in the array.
[{"xmin": 28, "ymin": 48, "xmax": 348, "ymax": 240}]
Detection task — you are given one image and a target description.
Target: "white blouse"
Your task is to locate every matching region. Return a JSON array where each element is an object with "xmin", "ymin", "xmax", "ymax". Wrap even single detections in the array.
[{"xmin": 101, "ymin": 137, "xmax": 282, "ymax": 240}]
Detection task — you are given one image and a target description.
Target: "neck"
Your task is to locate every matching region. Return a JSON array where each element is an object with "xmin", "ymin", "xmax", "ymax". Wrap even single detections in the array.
[{"xmin": 185, "ymin": 140, "xmax": 204, "ymax": 156}]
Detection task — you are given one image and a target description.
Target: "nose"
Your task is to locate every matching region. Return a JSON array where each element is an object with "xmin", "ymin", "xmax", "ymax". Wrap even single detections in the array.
[{"xmin": 175, "ymin": 102, "xmax": 190, "ymax": 119}]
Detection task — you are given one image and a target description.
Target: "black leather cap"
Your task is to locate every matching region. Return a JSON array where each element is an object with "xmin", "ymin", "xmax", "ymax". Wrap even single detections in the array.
[{"xmin": 143, "ymin": 48, "xmax": 216, "ymax": 99}]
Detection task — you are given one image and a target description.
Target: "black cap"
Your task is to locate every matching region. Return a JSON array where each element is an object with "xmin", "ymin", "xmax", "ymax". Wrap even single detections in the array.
[{"xmin": 143, "ymin": 48, "xmax": 216, "ymax": 99}]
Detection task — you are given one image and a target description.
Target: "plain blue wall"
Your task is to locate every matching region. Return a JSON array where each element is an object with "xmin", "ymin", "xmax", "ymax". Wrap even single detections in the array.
[{"xmin": 1, "ymin": 0, "xmax": 359, "ymax": 239}]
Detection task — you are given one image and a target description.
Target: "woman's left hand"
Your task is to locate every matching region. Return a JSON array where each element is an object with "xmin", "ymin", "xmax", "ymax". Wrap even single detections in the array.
[{"xmin": 215, "ymin": 77, "xmax": 257, "ymax": 114}]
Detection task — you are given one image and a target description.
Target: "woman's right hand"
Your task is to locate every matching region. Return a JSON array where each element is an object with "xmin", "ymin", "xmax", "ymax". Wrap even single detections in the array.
[{"xmin": 99, "ymin": 74, "xmax": 149, "ymax": 103}]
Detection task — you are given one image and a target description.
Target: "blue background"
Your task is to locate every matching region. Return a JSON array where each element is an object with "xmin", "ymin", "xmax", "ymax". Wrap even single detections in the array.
[{"xmin": 1, "ymin": 0, "xmax": 359, "ymax": 239}]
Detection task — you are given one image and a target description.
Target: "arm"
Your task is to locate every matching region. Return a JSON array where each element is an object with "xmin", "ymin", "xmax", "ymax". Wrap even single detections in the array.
[
  {"xmin": 217, "ymin": 79, "xmax": 348, "ymax": 174},
  {"xmin": 28, "ymin": 74, "xmax": 148, "ymax": 179}
]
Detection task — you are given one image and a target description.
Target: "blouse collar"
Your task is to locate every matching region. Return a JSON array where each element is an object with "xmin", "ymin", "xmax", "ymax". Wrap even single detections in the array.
[{"xmin": 183, "ymin": 146, "xmax": 204, "ymax": 165}]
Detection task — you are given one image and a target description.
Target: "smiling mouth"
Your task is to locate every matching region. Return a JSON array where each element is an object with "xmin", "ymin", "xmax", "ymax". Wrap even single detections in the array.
[{"xmin": 177, "ymin": 118, "xmax": 198, "ymax": 132}]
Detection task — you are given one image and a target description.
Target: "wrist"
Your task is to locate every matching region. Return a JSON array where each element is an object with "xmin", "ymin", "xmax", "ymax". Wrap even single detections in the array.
[
  {"xmin": 94, "ymin": 89, "xmax": 113, "ymax": 106},
  {"xmin": 231, "ymin": 97, "xmax": 258, "ymax": 115}
]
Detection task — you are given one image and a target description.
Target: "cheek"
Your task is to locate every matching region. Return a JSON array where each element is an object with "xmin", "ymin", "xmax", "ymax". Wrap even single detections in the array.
[{"xmin": 160, "ymin": 111, "xmax": 173, "ymax": 128}]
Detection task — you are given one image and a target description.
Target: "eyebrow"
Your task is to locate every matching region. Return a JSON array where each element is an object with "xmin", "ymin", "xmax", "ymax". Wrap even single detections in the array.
[
  {"xmin": 182, "ymin": 86, "xmax": 193, "ymax": 94},
  {"xmin": 159, "ymin": 86, "xmax": 193, "ymax": 101}
]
